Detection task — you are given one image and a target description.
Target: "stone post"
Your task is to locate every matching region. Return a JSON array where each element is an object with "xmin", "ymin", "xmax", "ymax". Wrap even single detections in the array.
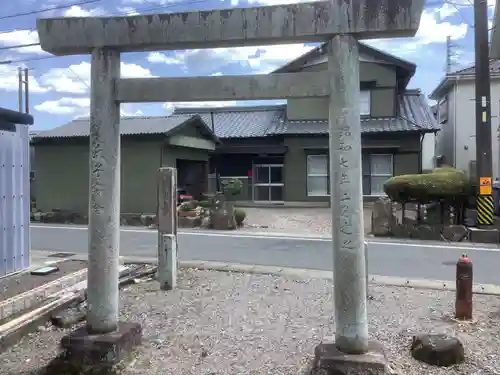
[
  {"xmin": 328, "ymin": 35, "xmax": 369, "ymax": 354},
  {"xmin": 86, "ymin": 48, "xmax": 121, "ymax": 334},
  {"xmin": 157, "ymin": 167, "xmax": 178, "ymax": 290}
]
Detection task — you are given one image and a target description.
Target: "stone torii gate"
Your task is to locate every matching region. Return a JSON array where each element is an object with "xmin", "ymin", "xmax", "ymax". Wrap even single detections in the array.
[{"xmin": 37, "ymin": 1, "xmax": 423, "ymax": 371}]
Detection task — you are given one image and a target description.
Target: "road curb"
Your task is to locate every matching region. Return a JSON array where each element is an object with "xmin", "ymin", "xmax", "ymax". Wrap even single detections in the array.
[{"xmin": 114, "ymin": 256, "xmax": 500, "ymax": 296}]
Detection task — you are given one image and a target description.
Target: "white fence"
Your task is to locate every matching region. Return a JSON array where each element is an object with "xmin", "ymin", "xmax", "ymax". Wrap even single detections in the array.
[{"xmin": 0, "ymin": 119, "xmax": 30, "ymax": 277}]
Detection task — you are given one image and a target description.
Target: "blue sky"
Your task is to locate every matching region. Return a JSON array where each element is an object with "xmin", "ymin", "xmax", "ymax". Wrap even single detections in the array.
[{"xmin": 0, "ymin": 0, "xmax": 495, "ymax": 131}]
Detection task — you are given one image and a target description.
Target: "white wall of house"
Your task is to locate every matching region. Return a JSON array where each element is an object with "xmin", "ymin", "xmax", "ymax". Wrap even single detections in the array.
[
  {"xmin": 435, "ymin": 78, "xmax": 500, "ymax": 179},
  {"xmin": 421, "ymin": 132, "xmax": 436, "ymax": 170}
]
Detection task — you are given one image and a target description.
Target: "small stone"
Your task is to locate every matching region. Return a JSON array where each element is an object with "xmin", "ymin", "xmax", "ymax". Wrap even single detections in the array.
[
  {"xmin": 442, "ymin": 225, "xmax": 468, "ymax": 242},
  {"xmin": 411, "ymin": 333, "xmax": 465, "ymax": 367},
  {"xmin": 371, "ymin": 197, "xmax": 396, "ymax": 236}
]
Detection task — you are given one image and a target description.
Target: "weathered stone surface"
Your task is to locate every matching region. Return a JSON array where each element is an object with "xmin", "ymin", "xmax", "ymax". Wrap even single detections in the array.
[
  {"xmin": 313, "ymin": 341, "xmax": 389, "ymax": 375},
  {"xmin": 442, "ymin": 225, "xmax": 468, "ymax": 242},
  {"xmin": 37, "ymin": 1, "xmax": 425, "ymax": 55},
  {"xmin": 60, "ymin": 322, "xmax": 142, "ymax": 368},
  {"xmin": 392, "ymin": 223, "xmax": 415, "ymax": 238},
  {"xmin": 140, "ymin": 214, "xmax": 156, "ymax": 227},
  {"xmin": 371, "ymin": 197, "xmax": 396, "ymax": 236},
  {"xmin": 178, "ymin": 216, "xmax": 201, "ymax": 228},
  {"xmin": 411, "ymin": 334, "xmax": 464, "ymax": 367},
  {"xmin": 210, "ymin": 193, "xmax": 236, "ymax": 230},
  {"xmin": 200, "ymin": 216, "xmax": 211, "ymax": 229},
  {"xmin": 414, "ymin": 225, "xmax": 443, "ymax": 241},
  {"xmin": 121, "ymin": 213, "xmax": 143, "ymax": 226},
  {"xmin": 468, "ymin": 228, "xmax": 500, "ymax": 244}
]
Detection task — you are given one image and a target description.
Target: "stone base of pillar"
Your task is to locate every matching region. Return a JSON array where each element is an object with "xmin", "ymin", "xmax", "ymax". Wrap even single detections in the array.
[
  {"xmin": 58, "ymin": 322, "xmax": 142, "ymax": 372},
  {"xmin": 311, "ymin": 340, "xmax": 389, "ymax": 375}
]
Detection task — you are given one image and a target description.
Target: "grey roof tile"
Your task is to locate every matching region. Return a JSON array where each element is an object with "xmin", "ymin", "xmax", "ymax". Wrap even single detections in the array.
[
  {"xmin": 269, "ymin": 90, "xmax": 440, "ymax": 135},
  {"xmin": 33, "ymin": 114, "xmax": 199, "ymax": 139},
  {"xmin": 173, "ymin": 105, "xmax": 285, "ymax": 138},
  {"xmin": 452, "ymin": 59, "xmax": 500, "ymax": 75}
]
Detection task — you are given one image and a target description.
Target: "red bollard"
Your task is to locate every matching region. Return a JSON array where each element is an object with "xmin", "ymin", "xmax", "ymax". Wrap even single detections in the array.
[{"xmin": 455, "ymin": 253, "xmax": 473, "ymax": 320}]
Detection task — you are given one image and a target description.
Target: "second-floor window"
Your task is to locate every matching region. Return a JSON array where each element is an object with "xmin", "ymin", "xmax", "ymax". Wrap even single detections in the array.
[{"xmin": 360, "ymin": 90, "xmax": 371, "ymax": 116}]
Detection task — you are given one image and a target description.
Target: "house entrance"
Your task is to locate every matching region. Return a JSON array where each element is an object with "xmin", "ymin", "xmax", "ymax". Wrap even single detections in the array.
[
  {"xmin": 252, "ymin": 164, "xmax": 284, "ymax": 203},
  {"xmin": 176, "ymin": 159, "xmax": 208, "ymax": 201}
]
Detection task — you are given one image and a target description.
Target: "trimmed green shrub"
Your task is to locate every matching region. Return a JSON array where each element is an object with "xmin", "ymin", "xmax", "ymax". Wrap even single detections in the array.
[
  {"xmin": 234, "ymin": 208, "xmax": 247, "ymax": 227},
  {"xmin": 221, "ymin": 179, "xmax": 243, "ymax": 196},
  {"xmin": 384, "ymin": 168, "xmax": 473, "ymax": 204}
]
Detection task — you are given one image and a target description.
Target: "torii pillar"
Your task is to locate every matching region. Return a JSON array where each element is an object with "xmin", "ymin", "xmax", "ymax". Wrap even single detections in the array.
[{"xmin": 37, "ymin": 0, "xmax": 424, "ymax": 371}]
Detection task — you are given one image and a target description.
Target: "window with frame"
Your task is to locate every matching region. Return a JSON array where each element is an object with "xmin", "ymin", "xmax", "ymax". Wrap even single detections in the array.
[
  {"xmin": 360, "ymin": 90, "xmax": 371, "ymax": 116},
  {"xmin": 362, "ymin": 154, "xmax": 393, "ymax": 195},
  {"xmin": 307, "ymin": 154, "xmax": 329, "ymax": 196}
]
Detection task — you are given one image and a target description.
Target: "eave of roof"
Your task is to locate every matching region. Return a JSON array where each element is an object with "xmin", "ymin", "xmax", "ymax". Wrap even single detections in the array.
[
  {"xmin": 429, "ymin": 61, "xmax": 500, "ymax": 100},
  {"xmin": 272, "ymin": 42, "xmax": 416, "ymax": 74},
  {"xmin": 32, "ymin": 114, "xmax": 220, "ymax": 144}
]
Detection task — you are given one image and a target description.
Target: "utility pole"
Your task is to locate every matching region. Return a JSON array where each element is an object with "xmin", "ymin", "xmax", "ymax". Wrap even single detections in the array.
[
  {"xmin": 474, "ymin": 0, "xmax": 494, "ymax": 226},
  {"xmin": 17, "ymin": 67, "xmax": 29, "ymax": 113},
  {"xmin": 18, "ymin": 67, "xmax": 23, "ymax": 112},
  {"xmin": 24, "ymin": 68, "xmax": 29, "ymax": 114}
]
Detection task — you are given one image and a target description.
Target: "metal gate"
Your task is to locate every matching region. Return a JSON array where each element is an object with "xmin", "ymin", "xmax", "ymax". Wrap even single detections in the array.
[{"xmin": 0, "ymin": 108, "xmax": 33, "ymax": 278}]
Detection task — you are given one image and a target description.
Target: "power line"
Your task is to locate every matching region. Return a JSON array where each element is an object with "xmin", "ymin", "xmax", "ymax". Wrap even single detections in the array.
[
  {"xmin": 0, "ymin": 0, "xmax": 211, "ymax": 52},
  {"xmin": 0, "ymin": 0, "xmax": 102, "ymax": 21},
  {"xmin": 0, "ymin": 42, "xmax": 40, "ymax": 51}
]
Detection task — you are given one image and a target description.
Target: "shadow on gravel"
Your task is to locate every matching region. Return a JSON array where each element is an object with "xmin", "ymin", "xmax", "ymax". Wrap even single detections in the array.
[{"xmin": 9, "ymin": 353, "xmax": 129, "ymax": 375}]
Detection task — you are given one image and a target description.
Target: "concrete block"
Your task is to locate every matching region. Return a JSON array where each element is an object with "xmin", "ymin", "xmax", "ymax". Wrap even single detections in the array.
[
  {"xmin": 60, "ymin": 322, "xmax": 142, "ymax": 368},
  {"xmin": 468, "ymin": 228, "xmax": 500, "ymax": 244},
  {"xmin": 312, "ymin": 341, "xmax": 389, "ymax": 375}
]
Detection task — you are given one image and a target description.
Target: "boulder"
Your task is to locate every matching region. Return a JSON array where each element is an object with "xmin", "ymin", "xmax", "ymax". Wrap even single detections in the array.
[
  {"xmin": 200, "ymin": 216, "xmax": 211, "ymax": 229},
  {"xmin": 371, "ymin": 197, "xmax": 396, "ymax": 236},
  {"xmin": 414, "ymin": 225, "xmax": 443, "ymax": 241},
  {"xmin": 392, "ymin": 223, "xmax": 415, "ymax": 239},
  {"xmin": 442, "ymin": 225, "xmax": 468, "ymax": 242},
  {"xmin": 140, "ymin": 214, "xmax": 156, "ymax": 227},
  {"xmin": 209, "ymin": 193, "xmax": 236, "ymax": 230},
  {"xmin": 178, "ymin": 216, "xmax": 201, "ymax": 228},
  {"xmin": 411, "ymin": 334, "xmax": 464, "ymax": 367},
  {"xmin": 121, "ymin": 213, "xmax": 143, "ymax": 226}
]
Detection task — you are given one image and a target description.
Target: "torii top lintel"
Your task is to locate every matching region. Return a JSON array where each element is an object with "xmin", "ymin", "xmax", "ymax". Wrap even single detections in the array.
[{"xmin": 36, "ymin": 0, "xmax": 424, "ymax": 56}]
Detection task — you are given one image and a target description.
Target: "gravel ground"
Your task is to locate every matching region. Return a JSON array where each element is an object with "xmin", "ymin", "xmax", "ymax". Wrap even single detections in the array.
[{"xmin": 2, "ymin": 269, "xmax": 500, "ymax": 375}]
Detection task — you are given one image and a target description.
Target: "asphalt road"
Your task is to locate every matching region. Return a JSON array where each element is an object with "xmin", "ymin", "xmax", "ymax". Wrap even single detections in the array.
[{"xmin": 30, "ymin": 224, "xmax": 500, "ymax": 285}]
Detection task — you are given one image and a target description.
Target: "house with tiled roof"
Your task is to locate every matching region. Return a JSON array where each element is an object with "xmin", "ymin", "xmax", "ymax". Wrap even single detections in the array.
[
  {"xmin": 429, "ymin": 60, "xmax": 500, "ymax": 179},
  {"xmin": 32, "ymin": 42, "xmax": 439, "ymax": 213}
]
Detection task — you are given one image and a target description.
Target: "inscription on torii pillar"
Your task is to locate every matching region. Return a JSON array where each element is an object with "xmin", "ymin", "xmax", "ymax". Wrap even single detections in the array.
[{"xmin": 37, "ymin": 0, "xmax": 424, "ymax": 361}]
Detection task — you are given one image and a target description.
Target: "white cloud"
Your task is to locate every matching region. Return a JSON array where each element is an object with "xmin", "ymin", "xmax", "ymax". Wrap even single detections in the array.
[
  {"xmin": 116, "ymin": 7, "xmax": 140, "ymax": 16},
  {"xmin": 163, "ymin": 101, "xmax": 239, "ymax": 113},
  {"xmin": 365, "ymin": 10, "xmax": 468, "ymax": 59},
  {"xmin": 39, "ymin": 61, "xmax": 156, "ymax": 94},
  {"xmin": 34, "ymin": 97, "xmax": 90, "ymax": 116},
  {"xmin": 147, "ymin": 43, "xmax": 315, "ymax": 74},
  {"xmin": 62, "ymin": 5, "xmax": 106, "ymax": 17},
  {"xmin": 0, "ymin": 29, "xmax": 46, "ymax": 55},
  {"xmin": 35, "ymin": 97, "xmax": 145, "ymax": 117},
  {"xmin": 437, "ymin": 0, "xmax": 496, "ymax": 19},
  {"xmin": 0, "ymin": 65, "xmax": 48, "ymax": 93}
]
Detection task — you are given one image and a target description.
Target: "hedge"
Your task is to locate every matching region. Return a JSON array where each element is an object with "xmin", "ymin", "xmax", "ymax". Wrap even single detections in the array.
[{"xmin": 383, "ymin": 168, "xmax": 473, "ymax": 204}]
